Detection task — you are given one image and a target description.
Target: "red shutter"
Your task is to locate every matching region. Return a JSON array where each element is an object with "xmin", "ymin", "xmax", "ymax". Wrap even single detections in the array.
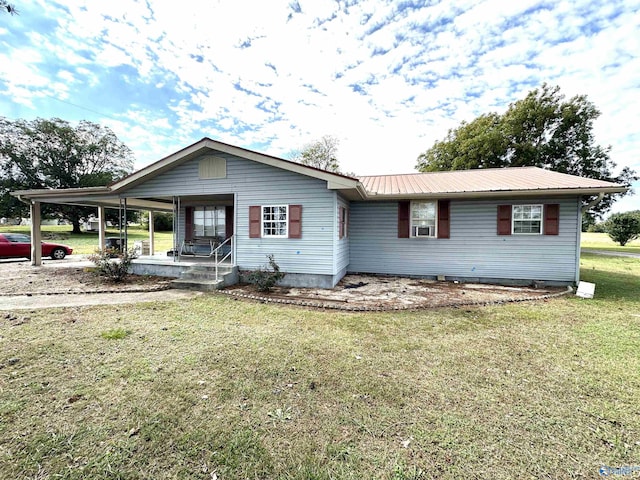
[
  {"xmin": 437, "ymin": 200, "xmax": 450, "ymax": 239},
  {"xmin": 398, "ymin": 201, "xmax": 410, "ymax": 238},
  {"xmin": 249, "ymin": 206, "xmax": 261, "ymax": 238},
  {"xmin": 544, "ymin": 204, "xmax": 559, "ymax": 235},
  {"xmin": 497, "ymin": 205, "xmax": 512, "ymax": 235},
  {"xmin": 225, "ymin": 205, "xmax": 234, "ymax": 239},
  {"xmin": 185, "ymin": 206, "xmax": 194, "ymax": 241},
  {"xmin": 338, "ymin": 206, "xmax": 345, "ymax": 239},
  {"xmin": 289, "ymin": 205, "xmax": 302, "ymax": 239}
]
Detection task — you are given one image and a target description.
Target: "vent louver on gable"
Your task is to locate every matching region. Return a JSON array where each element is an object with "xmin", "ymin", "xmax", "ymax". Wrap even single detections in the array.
[{"xmin": 198, "ymin": 156, "xmax": 227, "ymax": 179}]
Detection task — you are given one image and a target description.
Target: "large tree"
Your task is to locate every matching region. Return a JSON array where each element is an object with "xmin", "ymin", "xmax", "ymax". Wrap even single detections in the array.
[
  {"xmin": 291, "ymin": 135, "xmax": 341, "ymax": 173},
  {"xmin": 0, "ymin": 117, "xmax": 134, "ymax": 233},
  {"xmin": 416, "ymin": 84, "xmax": 637, "ymax": 218}
]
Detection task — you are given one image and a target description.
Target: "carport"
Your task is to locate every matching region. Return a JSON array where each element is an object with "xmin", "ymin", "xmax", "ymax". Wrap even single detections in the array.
[{"xmin": 11, "ymin": 186, "xmax": 174, "ymax": 266}]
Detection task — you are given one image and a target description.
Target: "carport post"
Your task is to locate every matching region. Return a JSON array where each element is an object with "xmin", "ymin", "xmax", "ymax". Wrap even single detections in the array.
[
  {"xmin": 30, "ymin": 200, "xmax": 42, "ymax": 266},
  {"xmin": 98, "ymin": 206, "xmax": 106, "ymax": 251},
  {"xmin": 148, "ymin": 211, "xmax": 155, "ymax": 255}
]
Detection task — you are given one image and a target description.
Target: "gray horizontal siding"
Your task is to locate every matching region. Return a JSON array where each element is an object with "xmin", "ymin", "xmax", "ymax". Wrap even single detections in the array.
[
  {"xmin": 348, "ymin": 197, "xmax": 579, "ymax": 282},
  {"xmin": 125, "ymin": 152, "xmax": 338, "ymax": 276}
]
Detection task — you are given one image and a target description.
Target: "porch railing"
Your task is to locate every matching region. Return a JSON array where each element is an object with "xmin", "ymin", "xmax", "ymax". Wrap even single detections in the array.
[{"xmin": 212, "ymin": 235, "xmax": 234, "ymax": 281}]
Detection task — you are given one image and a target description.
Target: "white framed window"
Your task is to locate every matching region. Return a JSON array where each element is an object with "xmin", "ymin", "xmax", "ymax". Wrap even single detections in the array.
[
  {"xmin": 262, "ymin": 205, "xmax": 288, "ymax": 237},
  {"xmin": 411, "ymin": 201, "xmax": 437, "ymax": 237},
  {"xmin": 339, "ymin": 206, "xmax": 348, "ymax": 239},
  {"xmin": 512, "ymin": 204, "xmax": 543, "ymax": 234}
]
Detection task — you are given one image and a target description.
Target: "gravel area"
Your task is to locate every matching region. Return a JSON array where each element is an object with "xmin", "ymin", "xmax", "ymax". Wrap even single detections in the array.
[{"xmin": 223, "ymin": 274, "xmax": 570, "ymax": 311}]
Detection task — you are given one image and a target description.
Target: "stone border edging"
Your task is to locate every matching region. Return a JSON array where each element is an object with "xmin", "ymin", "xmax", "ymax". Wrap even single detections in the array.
[
  {"xmin": 0, "ymin": 284, "xmax": 171, "ymax": 297},
  {"xmin": 215, "ymin": 285, "xmax": 574, "ymax": 312}
]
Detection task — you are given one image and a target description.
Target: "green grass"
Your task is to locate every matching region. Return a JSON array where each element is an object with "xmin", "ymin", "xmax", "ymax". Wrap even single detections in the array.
[
  {"xmin": 581, "ymin": 232, "xmax": 640, "ymax": 254},
  {"xmin": 0, "ymin": 224, "xmax": 174, "ymax": 254},
  {"xmin": 100, "ymin": 328, "xmax": 132, "ymax": 340},
  {"xmin": 1, "ymin": 255, "xmax": 639, "ymax": 479}
]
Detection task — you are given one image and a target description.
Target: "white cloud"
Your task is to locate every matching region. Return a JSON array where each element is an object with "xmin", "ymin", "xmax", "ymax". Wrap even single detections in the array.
[{"xmin": 0, "ymin": 0, "xmax": 637, "ymax": 195}]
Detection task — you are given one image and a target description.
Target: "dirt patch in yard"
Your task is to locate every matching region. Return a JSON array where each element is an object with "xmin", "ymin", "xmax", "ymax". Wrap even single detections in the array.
[
  {"xmin": 0, "ymin": 259, "xmax": 172, "ymax": 296},
  {"xmin": 0, "ymin": 261, "xmax": 570, "ymax": 311},
  {"xmin": 222, "ymin": 274, "xmax": 570, "ymax": 311}
]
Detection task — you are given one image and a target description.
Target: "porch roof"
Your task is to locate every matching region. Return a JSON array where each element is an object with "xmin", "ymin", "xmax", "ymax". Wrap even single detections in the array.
[{"xmin": 11, "ymin": 137, "xmax": 367, "ymax": 207}]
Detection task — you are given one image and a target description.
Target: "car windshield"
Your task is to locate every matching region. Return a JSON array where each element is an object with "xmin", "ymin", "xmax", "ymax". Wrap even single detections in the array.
[{"xmin": 4, "ymin": 234, "xmax": 31, "ymax": 243}]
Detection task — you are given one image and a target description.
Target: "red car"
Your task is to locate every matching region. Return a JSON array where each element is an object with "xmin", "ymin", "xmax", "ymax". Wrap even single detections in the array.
[{"xmin": 0, "ymin": 233, "xmax": 73, "ymax": 260}]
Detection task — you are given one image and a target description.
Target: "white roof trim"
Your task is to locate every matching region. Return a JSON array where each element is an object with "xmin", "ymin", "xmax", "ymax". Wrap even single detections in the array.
[
  {"xmin": 362, "ymin": 186, "xmax": 627, "ymax": 200},
  {"xmin": 110, "ymin": 137, "xmax": 362, "ymax": 194}
]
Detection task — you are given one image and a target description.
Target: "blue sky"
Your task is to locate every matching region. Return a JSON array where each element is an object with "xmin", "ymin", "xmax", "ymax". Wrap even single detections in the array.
[{"xmin": 1, "ymin": 0, "xmax": 639, "ymax": 213}]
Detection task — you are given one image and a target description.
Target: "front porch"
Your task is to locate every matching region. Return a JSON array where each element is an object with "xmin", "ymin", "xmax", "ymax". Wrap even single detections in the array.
[{"xmin": 130, "ymin": 252, "xmax": 238, "ymax": 291}]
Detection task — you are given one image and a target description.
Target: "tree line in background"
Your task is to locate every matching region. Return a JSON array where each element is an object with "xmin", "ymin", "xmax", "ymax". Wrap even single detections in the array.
[{"xmin": 1, "ymin": 84, "xmax": 637, "ymax": 238}]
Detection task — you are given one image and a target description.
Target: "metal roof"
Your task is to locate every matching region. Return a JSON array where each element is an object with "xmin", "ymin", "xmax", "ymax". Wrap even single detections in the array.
[{"xmin": 359, "ymin": 167, "xmax": 626, "ymax": 198}]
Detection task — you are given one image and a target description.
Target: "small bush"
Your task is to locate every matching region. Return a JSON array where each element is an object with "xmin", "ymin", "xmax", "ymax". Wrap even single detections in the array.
[
  {"xmin": 606, "ymin": 212, "xmax": 640, "ymax": 246},
  {"xmin": 88, "ymin": 248, "xmax": 138, "ymax": 282},
  {"xmin": 245, "ymin": 254, "xmax": 285, "ymax": 292},
  {"xmin": 141, "ymin": 212, "xmax": 174, "ymax": 232}
]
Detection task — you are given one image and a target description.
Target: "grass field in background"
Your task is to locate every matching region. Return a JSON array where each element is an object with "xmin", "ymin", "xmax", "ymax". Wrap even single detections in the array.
[
  {"xmin": 581, "ymin": 231, "xmax": 640, "ymax": 254},
  {"xmin": 0, "ymin": 224, "xmax": 174, "ymax": 254},
  {"xmin": 0, "ymin": 254, "xmax": 638, "ymax": 479},
  {"xmin": 2, "ymin": 225, "xmax": 638, "ymax": 256}
]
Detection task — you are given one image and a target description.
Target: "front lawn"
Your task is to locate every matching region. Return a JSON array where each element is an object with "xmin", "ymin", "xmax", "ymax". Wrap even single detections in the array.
[
  {"xmin": 0, "ymin": 255, "xmax": 638, "ymax": 479},
  {"xmin": 0, "ymin": 224, "xmax": 174, "ymax": 254},
  {"xmin": 581, "ymin": 231, "xmax": 640, "ymax": 254}
]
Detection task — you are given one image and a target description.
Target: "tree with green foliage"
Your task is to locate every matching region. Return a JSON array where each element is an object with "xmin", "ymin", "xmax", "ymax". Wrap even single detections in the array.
[
  {"xmin": 416, "ymin": 84, "xmax": 637, "ymax": 218},
  {"xmin": 1, "ymin": 1, "xmax": 17, "ymax": 14},
  {"xmin": 292, "ymin": 135, "xmax": 341, "ymax": 173},
  {"xmin": 0, "ymin": 117, "xmax": 134, "ymax": 233},
  {"xmin": 606, "ymin": 211, "xmax": 640, "ymax": 246}
]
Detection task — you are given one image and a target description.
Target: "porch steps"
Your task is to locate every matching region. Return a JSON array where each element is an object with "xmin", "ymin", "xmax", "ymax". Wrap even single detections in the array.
[{"xmin": 170, "ymin": 264, "xmax": 239, "ymax": 292}]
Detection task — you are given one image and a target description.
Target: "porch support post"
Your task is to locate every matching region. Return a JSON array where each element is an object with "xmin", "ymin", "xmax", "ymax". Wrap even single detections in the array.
[
  {"xmin": 123, "ymin": 198, "xmax": 128, "ymax": 251},
  {"xmin": 98, "ymin": 206, "xmax": 106, "ymax": 251},
  {"xmin": 30, "ymin": 201, "xmax": 42, "ymax": 266},
  {"xmin": 148, "ymin": 211, "xmax": 155, "ymax": 255}
]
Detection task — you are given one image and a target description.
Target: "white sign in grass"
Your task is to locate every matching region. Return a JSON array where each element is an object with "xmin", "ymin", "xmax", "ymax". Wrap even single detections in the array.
[{"xmin": 576, "ymin": 281, "xmax": 596, "ymax": 299}]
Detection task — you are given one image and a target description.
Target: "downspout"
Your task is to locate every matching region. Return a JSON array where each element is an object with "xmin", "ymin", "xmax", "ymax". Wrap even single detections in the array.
[
  {"xmin": 575, "ymin": 192, "xmax": 606, "ymax": 284},
  {"xmin": 15, "ymin": 194, "xmax": 30, "ymax": 206},
  {"xmin": 581, "ymin": 192, "xmax": 605, "ymax": 214}
]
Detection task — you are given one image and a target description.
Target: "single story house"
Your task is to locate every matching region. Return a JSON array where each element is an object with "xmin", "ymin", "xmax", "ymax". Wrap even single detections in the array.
[{"xmin": 12, "ymin": 137, "xmax": 626, "ymax": 287}]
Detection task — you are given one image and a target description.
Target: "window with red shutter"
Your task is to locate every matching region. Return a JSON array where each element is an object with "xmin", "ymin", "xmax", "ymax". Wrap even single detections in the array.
[
  {"xmin": 437, "ymin": 200, "xmax": 450, "ymax": 239},
  {"xmin": 249, "ymin": 206, "xmax": 261, "ymax": 238},
  {"xmin": 544, "ymin": 204, "xmax": 560, "ymax": 235},
  {"xmin": 398, "ymin": 201, "xmax": 410, "ymax": 238},
  {"xmin": 289, "ymin": 205, "xmax": 302, "ymax": 239},
  {"xmin": 497, "ymin": 205, "xmax": 512, "ymax": 235},
  {"xmin": 184, "ymin": 206, "xmax": 194, "ymax": 241}
]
